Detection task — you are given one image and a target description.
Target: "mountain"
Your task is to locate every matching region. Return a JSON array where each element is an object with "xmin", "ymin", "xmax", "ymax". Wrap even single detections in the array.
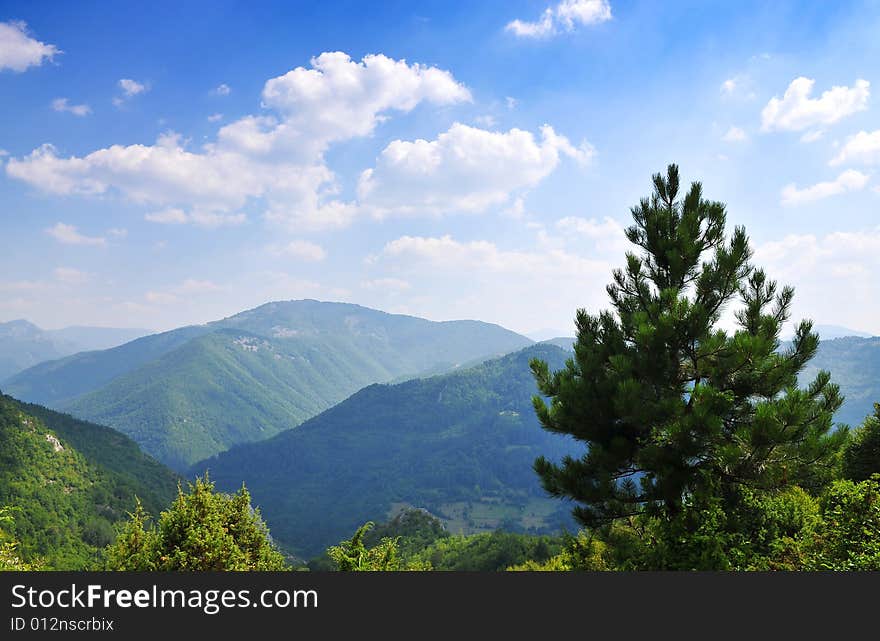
[
  {"xmin": 783, "ymin": 324, "xmax": 874, "ymax": 341},
  {"xmin": 193, "ymin": 343, "xmax": 580, "ymax": 558},
  {"xmin": 0, "ymin": 319, "xmax": 148, "ymax": 381},
  {"xmin": 802, "ymin": 336, "xmax": 880, "ymax": 428},
  {"xmin": 4, "ymin": 300, "xmax": 532, "ymax": 470},
  {"xmin": 0, "ymin": 392, "xmax": 179, "ymax": 569}
]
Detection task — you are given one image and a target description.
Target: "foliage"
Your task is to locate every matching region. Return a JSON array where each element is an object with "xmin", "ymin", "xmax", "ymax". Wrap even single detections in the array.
[
  {"xmin": 327, "ymin": 521, "xmax": 430, "ymax": 571},
  {"xmin": 413, "ymin": 530, "xmax": 562, "ymax": 571},
  {"xmin": 624, "ymin": 484, "xmax": 820, "ymax": 570},
  {"xmin": 531, "ymin": 164, "xmax": 846, "ymax": 529},
  {"xmin": 507, "ymin": 530, "xmax": 612, "ymax": 571},
  {"xmin": 0, "ymin": 393, "xmax": 177, "ymax": 569},
  {"xmin": 842, "ymin": 404, "xmax": 880, "ymax": 481},
  {"xmin": 8, "ymin": 300, "xmax": 530, "ymax": 470},
  {"xmin": 105, "ymin": 476, "xmax": 288, "ymax": 571},
  {"xmin": 200, "ymin": 344, "xmax": 578, "ymax": 557},
  {"xmin": 0, "ymin": 507, "xmax": 42, "ymax": 571},
  {"xmin": 808, "ymin": 475, "xmax": 880, "ymax": 570}
]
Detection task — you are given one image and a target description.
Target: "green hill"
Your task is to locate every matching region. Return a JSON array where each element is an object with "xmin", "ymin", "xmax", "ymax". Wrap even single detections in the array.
[
  {"xmin": 193, "ymin": 344, "xmax": 580, "ymax": 558},
  {"xmin": 0, "ymin": 392, "xmax": 179, "ymax": 569},
  {"xmin": 4, "ymin": 300, "xmax": 532, "ymax": 470}
]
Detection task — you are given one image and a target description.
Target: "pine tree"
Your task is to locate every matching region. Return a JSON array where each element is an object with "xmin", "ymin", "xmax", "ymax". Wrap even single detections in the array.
[
  {"xmin": 105, "ymin": 476, "xmax": 288, "ymax": 571},
  {"xmin": 531, "ymin": 164, "xmax": 847, "ymax": 528}
]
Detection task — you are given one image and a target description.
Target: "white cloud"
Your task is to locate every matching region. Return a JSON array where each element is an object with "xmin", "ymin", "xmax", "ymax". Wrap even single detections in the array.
[
  {"xmin": 144, "ymin": 207, "xmax": 246, "ymax": 228},
  {"xmin": 829, "ymin": 130, "xmax": 880, "ymax": 166},
  {"xmin": 719, "ymin": 74, "xmax": 755, "ymax": 100},
  {"xmin": 212, "ymin": 83, "xmax": 231, "ymax": 96},
  {"xmin": 761, "ymin": 77, "xmax": 870, "ymax": 132},
  {"xmin": 720, "ymin": 77, "xmax": 739, "ymax": 96},
  {"xmin": 357, "ymin": 123, "xmax": 594, "ymax": 217},
  {"xmin": 45, "ymin": 222, "xmax": 106, "ymax": 246},
  {"xmin": 555, "ymin": 216, "xmax": 627, "ymax": 253},
  {"xmin": 119, "ymin": 78, "xmax": 146, "ymax": 97},
  {"xmin": 780, "ymin": 170, "xmax": 869, "ymax": 206},
  {"xmin": 0, "ymin": 20, "xmax": 60, "ymax": 72},
  {"xmin": 374, "ymin": 233, "xmax": 617, "ymax": 334},
  {"xmin": 267, "ymin": 239, "xmax": 327, "ymax": 262},
  {"xmin": 506, "ymin": 96, "xmax": 518, "ymax": 110},
  {"xmin": 207, "ymin": 113, "xmax": 223, "ymax": 122},
  {"xmin": 800, "ymin": 130, "xmax": 824, "ymax": 143},
  {"xmin": 381, "ymin": 234, "xmax": 609, "ymax": 276},
  {"xmin": 52, "ymin": 97, "xmax": 91, "ymax": 116},
  {"xmin": 113, "ymin": 78, "xmax": 148, "ymax": 106},
  {"xmin": 754, "ymin": 228, "xmax": 880, "ymax": 333},
  {"xmin": 721, "ymin": 126, "xmax": 747, "ymax": 142},
  {"xmin": 144, "ymin": 208, "xmax": 188, "ymax": 224},
  {"xmin": 7, "ymin": 52, "xmax": 472, "ymax": 231},
  {"xmin": 506, "ymin": 0, "xmax": 612, "ymax": 38},
  {"xmin": 107, "ymin": 227, "xmax": 127, "ymax": 238},
  {"xmin": 53, "ymin": 267, "xmax": 90, "ymax": 285}
]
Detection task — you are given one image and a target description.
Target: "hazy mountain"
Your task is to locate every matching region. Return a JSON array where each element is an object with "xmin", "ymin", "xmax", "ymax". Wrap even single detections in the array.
[
  {"xmin": 802, "ymin": 336, "xmax": 880, "ymax": 428},
  {"xmin": 783, "ymin": 324, "xmax": 874, "ymax": 341},
  {"xmin": 194, "ymin": 344, "xmax": 580, "ymax": 557},
  {"xmin": 5, "ymin": 300, "xmax": 532, "ymax": 470},
  {"xmin": 0, "ymin": 392, "xmax": 178, "ymax": 569},
  {"xmin": 0, "ymin": 319, "xmax": 149, "ymax": 381}
]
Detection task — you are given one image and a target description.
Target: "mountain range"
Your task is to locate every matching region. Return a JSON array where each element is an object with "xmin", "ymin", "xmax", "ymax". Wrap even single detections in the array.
[
  {"xmin": 0, "ymin": 319, "xmax": 148, "ymax": 381},
  {"xmin": 3, "ymin": 300, "xmax": 532, "ymax": 470},
  {"xmin": 195, "ymin": 343, "xmax": 580, "ymax": 557}
]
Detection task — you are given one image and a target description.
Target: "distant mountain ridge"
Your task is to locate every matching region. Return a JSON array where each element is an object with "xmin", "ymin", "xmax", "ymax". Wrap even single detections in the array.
[
  {"xmin": 0, "ymin": 319, "xmax": 148, "ymax": 381},
  {"xmin": 4, "ymin": 300, "xmax": 533, "ymax": 470}
]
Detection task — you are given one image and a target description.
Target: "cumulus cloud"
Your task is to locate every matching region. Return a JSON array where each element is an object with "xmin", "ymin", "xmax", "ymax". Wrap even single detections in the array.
[
  {"xmin": 357, "ymin": 123, "xmax": 594, "ymax": 217},
  {"xmin": 554, "ymin": 216, "xmax": 627, "ymax": 253},
  {"xmin": 721, "ymin": 126, "xmax": 747, "ymax": 142},
  {"xmin": 761, "ymin": 77, "xmax": 869, "ymax": 132},
  {"xmin": 780, "ymin": 170, "xmax": 869, "ymax": 206},
  {"xmin": 52, "ymin": 97, "xmax": 91, "ymax": 116},
  {"xmin": 207, "ymin": 113, "xmax": 223, "ymax": 122},
  {"xmin": 506, "ymin": 0, "xmax": 612, "ymax": 38},
  {"xmin": 829, "ymin": 130, "xmax": 880, "ymax": 166},
  {"xmin": 113, "ymin": 78, "xmax": 148, "ymax": 106},
  {"xmin": 45, "ymin": 222, "xmax": 106, "ymax": 246},
  {"xmin": 267, "ymin": 239, "xmax": 327, "ymax": 262},
  {"xmin": 212, "ymin": 83, "xmax": 231, "ymax": 96},
  {"xmin": 7, "ymin": 52, "xmax": 473, "ymax": 231},
  {"xmin": 0, "ymin": 21, "xmax": 60, "ymax": 72}
]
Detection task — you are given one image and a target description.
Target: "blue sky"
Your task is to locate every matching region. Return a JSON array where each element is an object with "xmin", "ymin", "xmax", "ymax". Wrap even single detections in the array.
[{"xmin": 1, "ymin": 0, "xmax": 879, "ymax": 336}]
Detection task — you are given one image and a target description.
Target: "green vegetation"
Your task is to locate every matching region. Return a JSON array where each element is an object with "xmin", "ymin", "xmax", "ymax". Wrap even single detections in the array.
[
  {"xmin": 105, "ymin": 476, "xmax": 288, "ymax": 571},
  {"xmin": 7, "ymin": 300, "xmax": 531, "ymax": 470},
  {"xmin": 531, "ymin": 164, "xmax": 845, "ymax": 529},
  {"xmin": 842, "ymin": 403, "xmax": 880, "ymax": 481},
  {"xmin": 198, "ymin": 343, "xmax": 579, "ymax": 557},
  {"xmin": 0, "ymin": 392, "xmax": 178, "ymax": 569}
]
